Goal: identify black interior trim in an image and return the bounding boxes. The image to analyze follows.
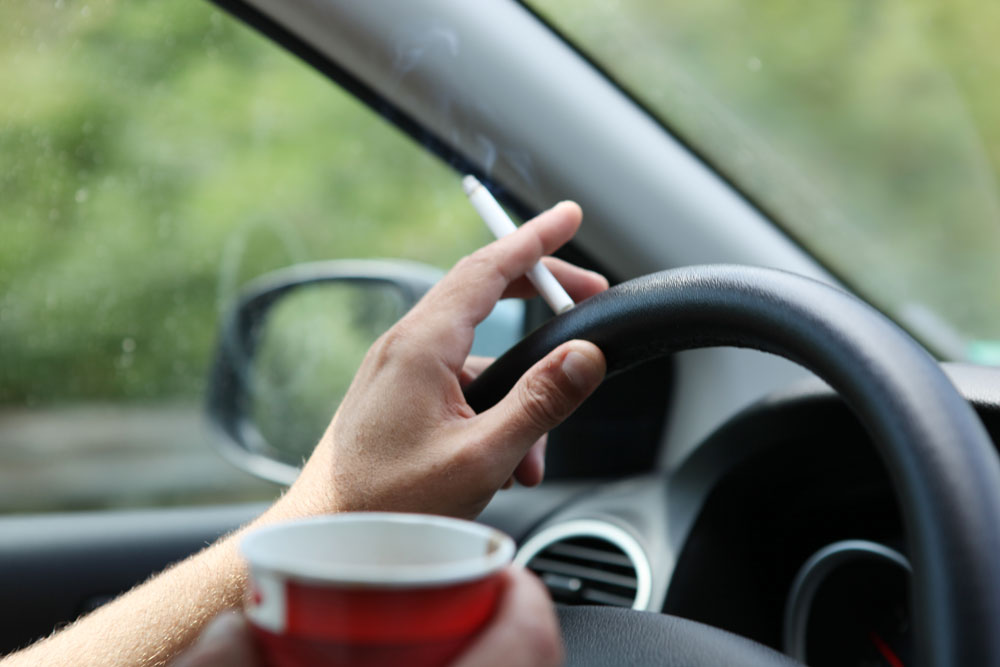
[0,503,265,654]
[465,264,1000,665]
[558,606,802,667]
[0,482,590,656]
[665,362,1000,651]
[209,0,530,222]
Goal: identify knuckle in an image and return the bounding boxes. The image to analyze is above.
[368,321,413,367]
[454,250,491,276]
[456,247,512,285]
[517,371,567,432]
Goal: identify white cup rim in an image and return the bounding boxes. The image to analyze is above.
[241,512,515,587]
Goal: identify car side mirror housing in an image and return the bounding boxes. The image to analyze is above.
[206,259,525,484]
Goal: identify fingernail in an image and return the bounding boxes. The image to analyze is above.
[553,200,581,215]
[561,349,602,391]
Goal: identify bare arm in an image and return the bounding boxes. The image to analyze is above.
[1,201,606,667]
[0,491,312,667]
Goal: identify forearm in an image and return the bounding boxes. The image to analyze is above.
[0,494,316,667]
[0,202,603,667]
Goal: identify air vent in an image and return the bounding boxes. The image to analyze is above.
[513,519,652,610]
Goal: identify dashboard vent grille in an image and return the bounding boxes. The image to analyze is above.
[514,520,651,609]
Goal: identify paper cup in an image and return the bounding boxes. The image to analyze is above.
[241,512,515,667]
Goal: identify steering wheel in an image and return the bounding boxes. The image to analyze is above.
[463,265,1000,667]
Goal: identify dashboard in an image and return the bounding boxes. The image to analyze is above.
[487,363,1000,665]
[3,364,998,663]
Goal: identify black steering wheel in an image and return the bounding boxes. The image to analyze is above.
[464,265,1000,667]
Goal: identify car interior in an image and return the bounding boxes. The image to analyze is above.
[3,1,1000,665]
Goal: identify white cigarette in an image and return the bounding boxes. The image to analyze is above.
[462,175,575,315]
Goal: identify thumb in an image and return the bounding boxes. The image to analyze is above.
[452,568,563,667]
[479,340,605,470]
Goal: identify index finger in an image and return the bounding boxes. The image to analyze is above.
[409,201,583,371]
[501,256,608,301]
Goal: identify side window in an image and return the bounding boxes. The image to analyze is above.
[0,2,489,513]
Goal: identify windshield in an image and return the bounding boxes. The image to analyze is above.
[529,0,1000,362]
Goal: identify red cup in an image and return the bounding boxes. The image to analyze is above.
[241,512,515,667]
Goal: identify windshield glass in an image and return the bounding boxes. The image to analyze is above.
[529,0,1000,362]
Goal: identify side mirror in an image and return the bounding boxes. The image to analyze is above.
[206,259,525,484]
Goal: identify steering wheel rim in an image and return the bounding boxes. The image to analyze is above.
[464,265,1000,667]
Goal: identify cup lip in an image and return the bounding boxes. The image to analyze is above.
[241,512,515,588]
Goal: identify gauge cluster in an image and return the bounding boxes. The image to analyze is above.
[506,364,1000,663]
[783,540,911,666]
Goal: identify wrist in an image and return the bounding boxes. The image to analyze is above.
[259,444,341,525]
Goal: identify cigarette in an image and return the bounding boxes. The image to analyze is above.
[462,175,575,315]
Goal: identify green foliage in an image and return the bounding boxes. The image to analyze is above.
[6,0,1000,411]
[533,0,1000,346]
[0,0,488,405]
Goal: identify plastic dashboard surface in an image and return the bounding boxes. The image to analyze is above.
[2,364,999,660]
[513,363,1000,654]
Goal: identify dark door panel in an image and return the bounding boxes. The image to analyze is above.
[0,503,264,654]
[0,484,586,655]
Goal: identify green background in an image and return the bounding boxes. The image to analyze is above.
[0,0,487,407]
[535,0,1000,353]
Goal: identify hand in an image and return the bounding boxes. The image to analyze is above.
[170,568,562,667]
[279,201,607,520]
[459,354,543,489]
[453,567,564,667]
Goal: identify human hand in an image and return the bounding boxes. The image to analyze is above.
[171,568,561,667]
[280,201,607,520]
[459,354,544,490]
[453,567,564,667]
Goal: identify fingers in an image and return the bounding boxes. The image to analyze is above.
[452,568,563,667]
[409,202,583,371]
[459,356,495,389]
[501,257,609,302]
[454,201,584,322]
[170,612,261,667]
[476,340,604,475]
[500,436,547,490]
[513,437,547,487]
